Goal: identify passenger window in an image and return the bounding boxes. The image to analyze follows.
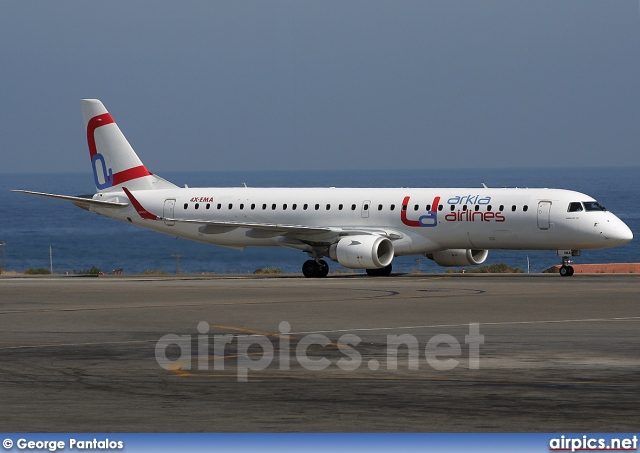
[523,205,528,212]
[184,203,188,210]
[426,205,431,211]
[262,204,267,210]
[499,205,504,211]
[283,204,287,210]
[250,203,255,210]
[292,204,297,210]
[206,203,210,210]
[378,204,383,211]
[217,203,222,210]
[487,205,492,211]
[272,204,276,210]
[351,204,357,211]
[402,205,407,211]
[364,204,369,211]
[228,203,233,209]
[239,204,244,210]
[195,203,199,210]
[462,205,467,211]
[315,204,320,210]
[438,205,443,211]
[326,204,331,210]
[303,204,308,210]
[451,205,455,212]
[511,205,516,212]
[390,204,395,211]
[414,204,419,211]
[338,204,343,210]
[568,202,583,212]
[474,205,479,212]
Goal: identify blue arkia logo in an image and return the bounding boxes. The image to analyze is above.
[91,153,113,190]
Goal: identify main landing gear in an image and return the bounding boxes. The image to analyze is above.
[301,260,393,278]
[366,264,393,277]
[302,259,329,278]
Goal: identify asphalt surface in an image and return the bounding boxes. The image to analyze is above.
[0,273,638,432]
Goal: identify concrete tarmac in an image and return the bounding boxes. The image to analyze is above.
[0,274,638,432]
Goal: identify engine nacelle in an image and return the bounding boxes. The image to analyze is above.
[426,249,489,267]
[329,235,394,269]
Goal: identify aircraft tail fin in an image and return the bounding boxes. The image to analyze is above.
[81,99,177,193]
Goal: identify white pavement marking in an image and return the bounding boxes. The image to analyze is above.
[290,316,640,335]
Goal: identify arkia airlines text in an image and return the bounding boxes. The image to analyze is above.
[15,100,633,277]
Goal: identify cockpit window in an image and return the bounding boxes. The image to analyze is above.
[567,202,583,212]
[583,201,606,212]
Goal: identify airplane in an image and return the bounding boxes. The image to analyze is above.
[14,99,633,278]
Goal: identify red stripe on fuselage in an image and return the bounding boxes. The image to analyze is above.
[122,187,158,220]
[86,113,114,158]
[401,196,421,227]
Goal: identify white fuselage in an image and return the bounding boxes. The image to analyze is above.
[92,186,633,255]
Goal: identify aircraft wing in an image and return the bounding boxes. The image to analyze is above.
[12,190,129,210]
[165,217,332,235]
[165,217,402,239]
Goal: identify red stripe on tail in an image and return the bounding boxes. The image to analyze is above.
[86,113,115,158]
[112,165,152,186]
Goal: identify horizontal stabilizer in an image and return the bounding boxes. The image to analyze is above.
[12,190,129,210]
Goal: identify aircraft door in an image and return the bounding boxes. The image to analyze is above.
[537,200,551,230]
[361,200,370,218]
[163,199,176,226]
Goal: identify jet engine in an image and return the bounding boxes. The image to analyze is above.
[426,249,489,267]
[329,235,394,269]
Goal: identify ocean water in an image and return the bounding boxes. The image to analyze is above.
[0,167,637,275]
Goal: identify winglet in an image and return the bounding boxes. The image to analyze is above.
[122,187,158,220]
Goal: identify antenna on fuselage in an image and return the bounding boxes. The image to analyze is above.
[481,183,488,188]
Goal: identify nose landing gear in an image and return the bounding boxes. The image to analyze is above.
[557,250,578,277]
[559,262,575,277]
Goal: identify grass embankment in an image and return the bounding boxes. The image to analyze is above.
[253,267,284,275]
[445,263,524,274]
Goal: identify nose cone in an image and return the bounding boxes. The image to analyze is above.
[616,221,634,244]
[608,217,634,245]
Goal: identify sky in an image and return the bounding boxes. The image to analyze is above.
[1,1,639,173]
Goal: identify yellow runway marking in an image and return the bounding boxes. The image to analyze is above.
[168,319,640,384]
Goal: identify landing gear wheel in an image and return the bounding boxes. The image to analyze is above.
[318,260,329,278]
[302,260,320,278]
[559,265,575,277]
[366,264,392,277]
